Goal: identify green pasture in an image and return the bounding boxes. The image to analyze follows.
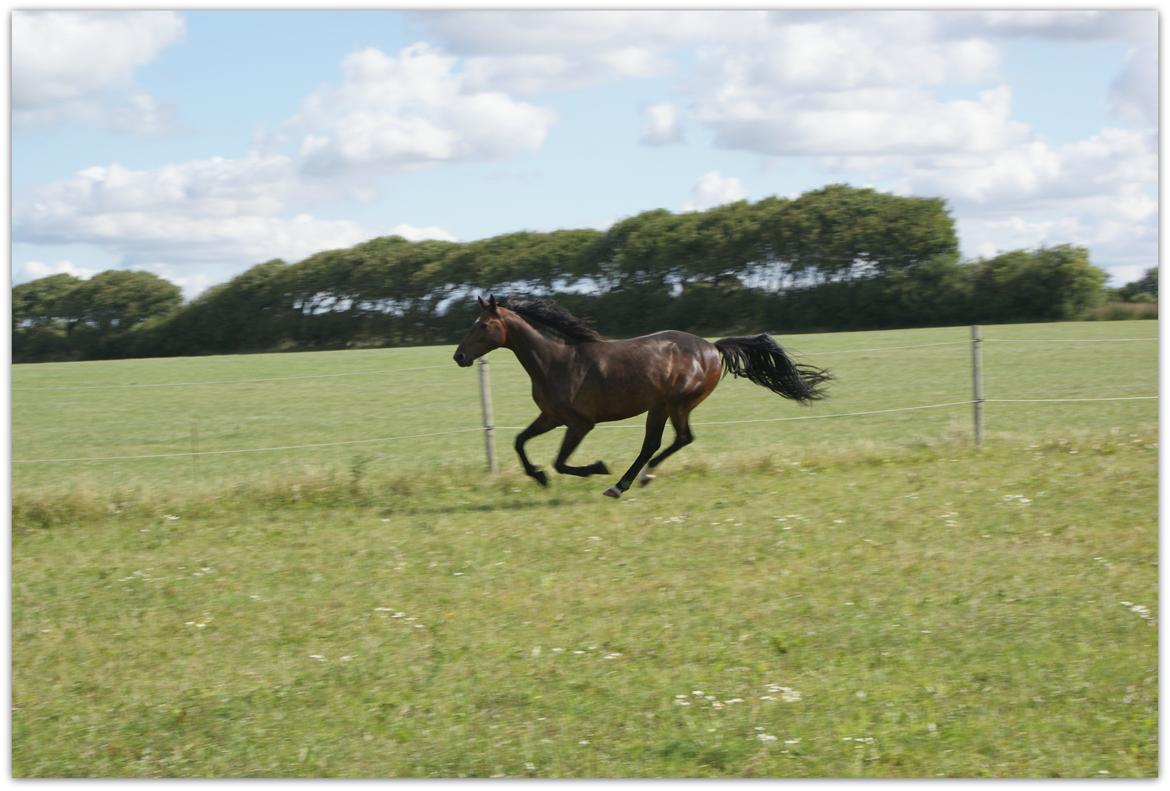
[11,320,1158,494]
[11,320,1159,777]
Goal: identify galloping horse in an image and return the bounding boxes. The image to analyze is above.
[453,295,830,498]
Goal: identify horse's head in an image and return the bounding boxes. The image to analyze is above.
[453,295,508,367]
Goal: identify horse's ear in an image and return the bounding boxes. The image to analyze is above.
[477,295,488,311]
[488,294,498,312]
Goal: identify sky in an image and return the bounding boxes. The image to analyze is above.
[10,8,1160,298]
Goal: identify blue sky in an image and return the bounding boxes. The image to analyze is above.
[11,9,1158,297]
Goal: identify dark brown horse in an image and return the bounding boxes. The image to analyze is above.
[453,295,830,498]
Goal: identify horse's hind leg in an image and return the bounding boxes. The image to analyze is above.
[604,406,667,498]
[639,407,694,487]
[515,413,560,486]
[554,420,608,477]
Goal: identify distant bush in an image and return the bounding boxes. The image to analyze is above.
[1084,301,1158,321]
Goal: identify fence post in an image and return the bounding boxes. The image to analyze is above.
[477,357,498,473]
[970,325,984,445]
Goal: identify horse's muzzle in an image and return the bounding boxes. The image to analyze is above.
[453,351,472,367]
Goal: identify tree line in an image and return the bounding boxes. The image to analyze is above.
[13,184,1135,363]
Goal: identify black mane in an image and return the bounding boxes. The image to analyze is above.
[498,296,602,343]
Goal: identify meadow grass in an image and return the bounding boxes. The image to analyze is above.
[12,320,1157,494]
[11,320,1159,777]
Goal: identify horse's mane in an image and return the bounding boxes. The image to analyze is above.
[498,296,602,343]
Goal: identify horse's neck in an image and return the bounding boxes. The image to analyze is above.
[505,316,570,382]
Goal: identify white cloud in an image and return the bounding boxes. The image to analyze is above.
[813,117,1156,283]
[640,102,683,146]
[390,223,459,242]
[291,44,556,177]
[684,171,747,211]
[13,155,375,274]
[698,83,1028,157]
[19,260,98,281]
[937,10,1148,41]
[12,11,184,130]
[1109,36,1158,126]
[418,10,729,92]
[900,128,1156,207]
[12,43,487,296]
[678,13,1015,160]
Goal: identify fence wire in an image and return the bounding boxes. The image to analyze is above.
[12,332,1158,465]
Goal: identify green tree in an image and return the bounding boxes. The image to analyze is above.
[970,245,1107,322]
[13,273,82,331]
[1118,267,1158,302]
[12,273,85,361]
[62,270,182,334]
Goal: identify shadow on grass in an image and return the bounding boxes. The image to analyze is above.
[385,494,578,517]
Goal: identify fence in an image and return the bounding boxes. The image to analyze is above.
[12,327,1157,468]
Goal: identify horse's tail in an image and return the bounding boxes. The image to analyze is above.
[714,334,831,403]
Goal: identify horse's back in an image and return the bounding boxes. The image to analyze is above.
[575,330,722,421]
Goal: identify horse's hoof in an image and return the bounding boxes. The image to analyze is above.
[532,470,549,487]
[592,461,610,475]
[639,472,655,487]
[603,486,622,499]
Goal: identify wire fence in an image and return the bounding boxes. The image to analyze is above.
[12,330,1157,466]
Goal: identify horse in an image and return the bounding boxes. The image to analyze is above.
[453,294,830,498]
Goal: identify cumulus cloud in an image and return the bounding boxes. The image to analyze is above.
[1109,34,1158,126]
[390,223,459,242]
[13,11,184,131]
[883,127,1158,281]
[291,44,555,177]
[12,42,515,294]
[684,171,747,211]
[899,128,1155,207]
[640,102,683,146]
[19,260,98,281]
[700,84,1029,157]
[13,155,374,270]
[418,10,720,92]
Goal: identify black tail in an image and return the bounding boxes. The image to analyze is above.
[715,334,831,403]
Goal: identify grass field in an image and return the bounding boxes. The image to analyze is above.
[11,320,1159,777]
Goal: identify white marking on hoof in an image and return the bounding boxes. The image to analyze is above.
[639,472,655,487]
[603,486,622,499]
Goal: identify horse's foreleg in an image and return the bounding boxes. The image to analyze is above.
[604,407,667,498]
[515,413,559,486]
[553,420,608,477]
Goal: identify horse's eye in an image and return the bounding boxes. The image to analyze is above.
[477,321,488,329]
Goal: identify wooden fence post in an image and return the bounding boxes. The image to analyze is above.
[478,357,498,472]
[971,325,984,445]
